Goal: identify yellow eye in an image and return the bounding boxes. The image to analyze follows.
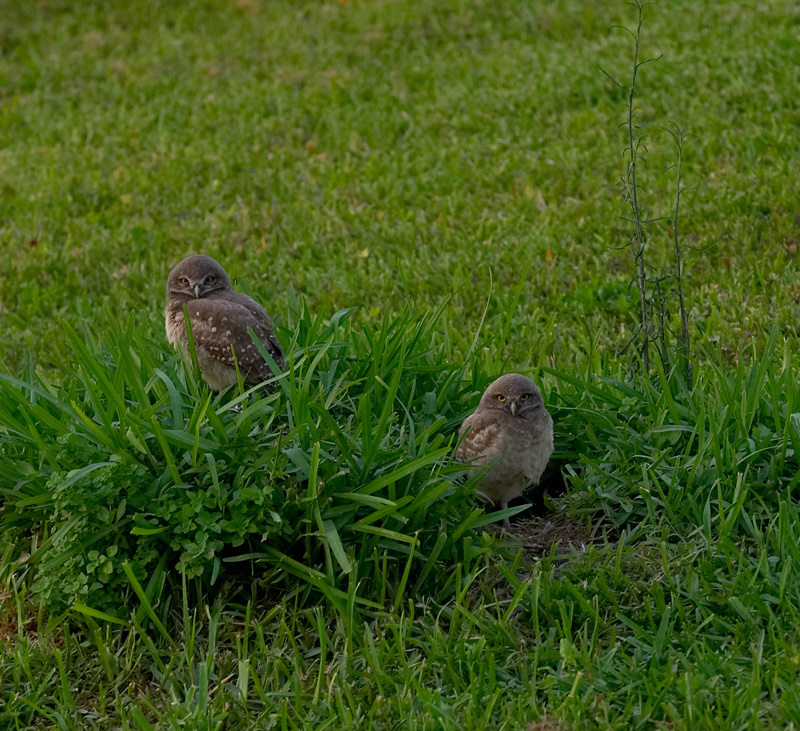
[520,394,530,401]
[496,395,506,402]
[179,277,189,285]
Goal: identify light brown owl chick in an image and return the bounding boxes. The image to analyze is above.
[456,374,554,528]
[165,255,284,390]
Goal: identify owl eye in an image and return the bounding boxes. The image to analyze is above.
[179,277,189,286]
[205,275,215,284]
[496,394,506,402]
[520,394,530,401]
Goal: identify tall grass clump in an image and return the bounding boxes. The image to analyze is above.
[0,295,499,614]
[547,327,800,542]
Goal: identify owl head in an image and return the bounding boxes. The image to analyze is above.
[166,255,232,301]
[478,373,545,418]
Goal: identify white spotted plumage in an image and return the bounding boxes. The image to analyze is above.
[165,255,284,390]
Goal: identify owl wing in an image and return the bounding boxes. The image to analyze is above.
[208,290,284,370]
[456,409,504,465]
[177,298,284,384]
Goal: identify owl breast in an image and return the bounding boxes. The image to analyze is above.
[459,409,554,506]
[165,306,184,346]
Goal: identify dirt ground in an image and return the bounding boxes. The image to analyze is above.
[470,510,612,604]
[488,512,599,561]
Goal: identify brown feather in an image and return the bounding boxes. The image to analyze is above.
[456,374,554,522]
[165,255,284,390]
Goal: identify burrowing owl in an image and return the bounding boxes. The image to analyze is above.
[165,255,284,390]
[456,374,554,527]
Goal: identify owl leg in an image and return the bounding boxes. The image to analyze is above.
[500,498,511,530]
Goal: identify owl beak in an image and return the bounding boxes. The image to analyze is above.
[193,284,201,299]
[510,401,517,416]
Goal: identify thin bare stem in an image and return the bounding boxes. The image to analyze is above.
[624,1,650,372]
[669,127,692,387]
[653,275,670,371]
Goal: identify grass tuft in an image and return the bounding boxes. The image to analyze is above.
[0,301,491,613]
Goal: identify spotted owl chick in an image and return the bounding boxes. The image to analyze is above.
[456,373,554,527]
[165,255,284,390]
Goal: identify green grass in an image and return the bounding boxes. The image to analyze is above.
[2,0,799,372]
[2,0,800,728]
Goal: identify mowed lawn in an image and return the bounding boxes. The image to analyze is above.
[1,1,800,729]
